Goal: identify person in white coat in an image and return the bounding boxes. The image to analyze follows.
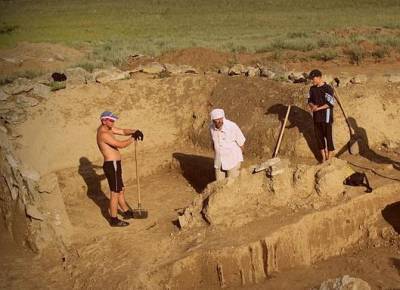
[210,108,246,181]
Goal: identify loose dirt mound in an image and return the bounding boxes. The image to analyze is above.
[0,42,85,78]
[157,47,232,72]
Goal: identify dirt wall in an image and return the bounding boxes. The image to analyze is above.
[165,184,400,289]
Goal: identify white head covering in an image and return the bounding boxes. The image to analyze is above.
[210,108,225,120]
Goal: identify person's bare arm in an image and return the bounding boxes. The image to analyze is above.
[313,104,329,111]
[308,103,316,111]
[102,132,133,148]
[112,127,136,136]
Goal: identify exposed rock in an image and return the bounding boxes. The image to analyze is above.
[16,95,40,107]
[93,68,114,80]
[218,66,229,74]
[315,158,354,200]
[180,64,198,74]
[0,57,23,65]
[65,67,91,86]
[0,124,7,134]
[1,109,27,124]
[20,166,41,182]
[26,204,44,221]
[6,154,19,169]
[350,75,367,84]
[164,63,182,75]
[0,101,16,112]
[245,66,260,77]
[38,173,59,193]
[140,62,166,74]
[260,67,276,79]
[228,64,246,76]
[387,73,400,83]
[54,53,65,61]
[32,83,52,99]
[165,63,199,75]
[319,275,371,290]
[3,78,34,95]
[288,72,307,83]
[96,71,130,83]
[0,89,10,101]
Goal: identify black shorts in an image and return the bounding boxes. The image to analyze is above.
[103,160,124,193]
[314,122,335,151]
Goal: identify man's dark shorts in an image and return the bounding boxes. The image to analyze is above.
[103,160,124,193]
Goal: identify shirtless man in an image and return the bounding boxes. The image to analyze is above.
[96,111,144,227]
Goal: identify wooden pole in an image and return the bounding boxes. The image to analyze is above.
[273,105,291,158]
[134,141,141,207]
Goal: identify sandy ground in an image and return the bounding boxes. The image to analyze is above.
[1,156,400,289]
[1,43,400,289]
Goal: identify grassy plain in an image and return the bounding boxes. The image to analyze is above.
[0,0,399,63]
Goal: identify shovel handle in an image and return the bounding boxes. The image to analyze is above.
[273,105,291,158]
[332,87,354,136]
[134,141,141,205]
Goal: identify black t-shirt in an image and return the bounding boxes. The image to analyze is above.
[308,83,335,123]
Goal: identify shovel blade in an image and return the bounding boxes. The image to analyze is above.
[132,209,148,219]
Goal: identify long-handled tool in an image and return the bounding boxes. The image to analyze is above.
[332,88,359,155]
[253,104,290,175]
[273,104,291,158]
[132,141,148,219]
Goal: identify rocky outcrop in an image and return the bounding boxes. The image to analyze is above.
[318,275,371,290]
[0,125,72,253]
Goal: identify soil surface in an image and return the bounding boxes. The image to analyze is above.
[1,43,400,289]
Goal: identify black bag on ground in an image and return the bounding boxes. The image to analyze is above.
[51,72,67,82]
[343,172,373,193]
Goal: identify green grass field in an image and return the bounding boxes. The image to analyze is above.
[1,0,400,61]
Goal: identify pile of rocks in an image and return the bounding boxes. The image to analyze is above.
[217,64,279,79]
[317,275,371,290]
[130,62,198,76]
[0,77,51,125]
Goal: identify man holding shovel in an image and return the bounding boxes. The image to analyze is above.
[308,69,335,163]
[210,108,246,181]
[97,111,144,227]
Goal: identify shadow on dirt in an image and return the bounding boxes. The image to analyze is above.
[172,153,215,193]
[382,201,400,234]
[337,117,400,170]
[390,258,400,272]
[266,104,320,160]
[78,157,110,222]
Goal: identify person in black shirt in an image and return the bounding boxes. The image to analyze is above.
[307,69,335,163]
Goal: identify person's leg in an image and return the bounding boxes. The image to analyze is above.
[325,123,335,160]
[110,191,119,218]
[109,191,129,226]
[118,187,135,219]
[227,163,241,179]
[215,167,226,181]
[115,161,133,216]
[118,188,130,212]
[105,161,129,226]
[314,123,326,162]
